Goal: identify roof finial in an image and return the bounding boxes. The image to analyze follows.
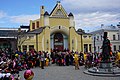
[57,1,60,4]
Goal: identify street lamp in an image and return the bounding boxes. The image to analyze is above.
[94,36,96,53]
[117,23,120,41]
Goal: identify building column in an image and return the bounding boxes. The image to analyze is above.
[81,34,83,52]
[36,34,38,52]
[44,27,50,52]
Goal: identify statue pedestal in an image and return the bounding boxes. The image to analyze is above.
[99,62,113,72]
[84,61,120,76]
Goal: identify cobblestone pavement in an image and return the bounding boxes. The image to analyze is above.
[19,65,120,80]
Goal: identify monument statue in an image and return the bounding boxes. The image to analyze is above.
[101,32,112,62]
[84,32,120,76]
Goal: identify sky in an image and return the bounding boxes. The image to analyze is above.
[0,0,120,32]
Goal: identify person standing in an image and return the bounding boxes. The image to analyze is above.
[116,51,120,67]
[74,53,79,70]
[40,52,45,69]
[65,52,70,66]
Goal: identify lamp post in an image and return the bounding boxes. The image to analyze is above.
[117,23,120,51]
[94,36,96,53]
[117,24,120,41]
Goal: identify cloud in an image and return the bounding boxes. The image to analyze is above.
[61,0,120,13]
[10,14,39,24]
[0,10,40,25]
[0,0,120,32]
[60,0,120,32]
[0,11,40,27]
[0,11,7,18]
[74,12,120,32]
[0,11,7,25]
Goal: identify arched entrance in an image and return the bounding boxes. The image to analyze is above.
[50,26,69,52]
[54,33,64,51]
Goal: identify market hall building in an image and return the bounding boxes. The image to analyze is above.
[0,26,29,51]
[0,28,18,50]
[18,1,92,52]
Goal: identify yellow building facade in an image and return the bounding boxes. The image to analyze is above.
[18,1,92,53]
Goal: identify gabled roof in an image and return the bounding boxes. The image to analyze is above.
[27,27,45,34]
[90,28,119,34]
[0,29,18,38]
[68,12,73,17]
[50,4,57,15]
[50,1,68,17]
[44,11,49,16]
[20,25,30,29]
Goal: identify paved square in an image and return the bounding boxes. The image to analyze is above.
[19,65,120,80]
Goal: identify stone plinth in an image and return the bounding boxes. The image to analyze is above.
[84,62,120,77]
[99,62,113,72]
[99,62,112,68]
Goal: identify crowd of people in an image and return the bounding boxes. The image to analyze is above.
[51,49,120,69]
[0,48,120,80]
[0,48,50,80]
